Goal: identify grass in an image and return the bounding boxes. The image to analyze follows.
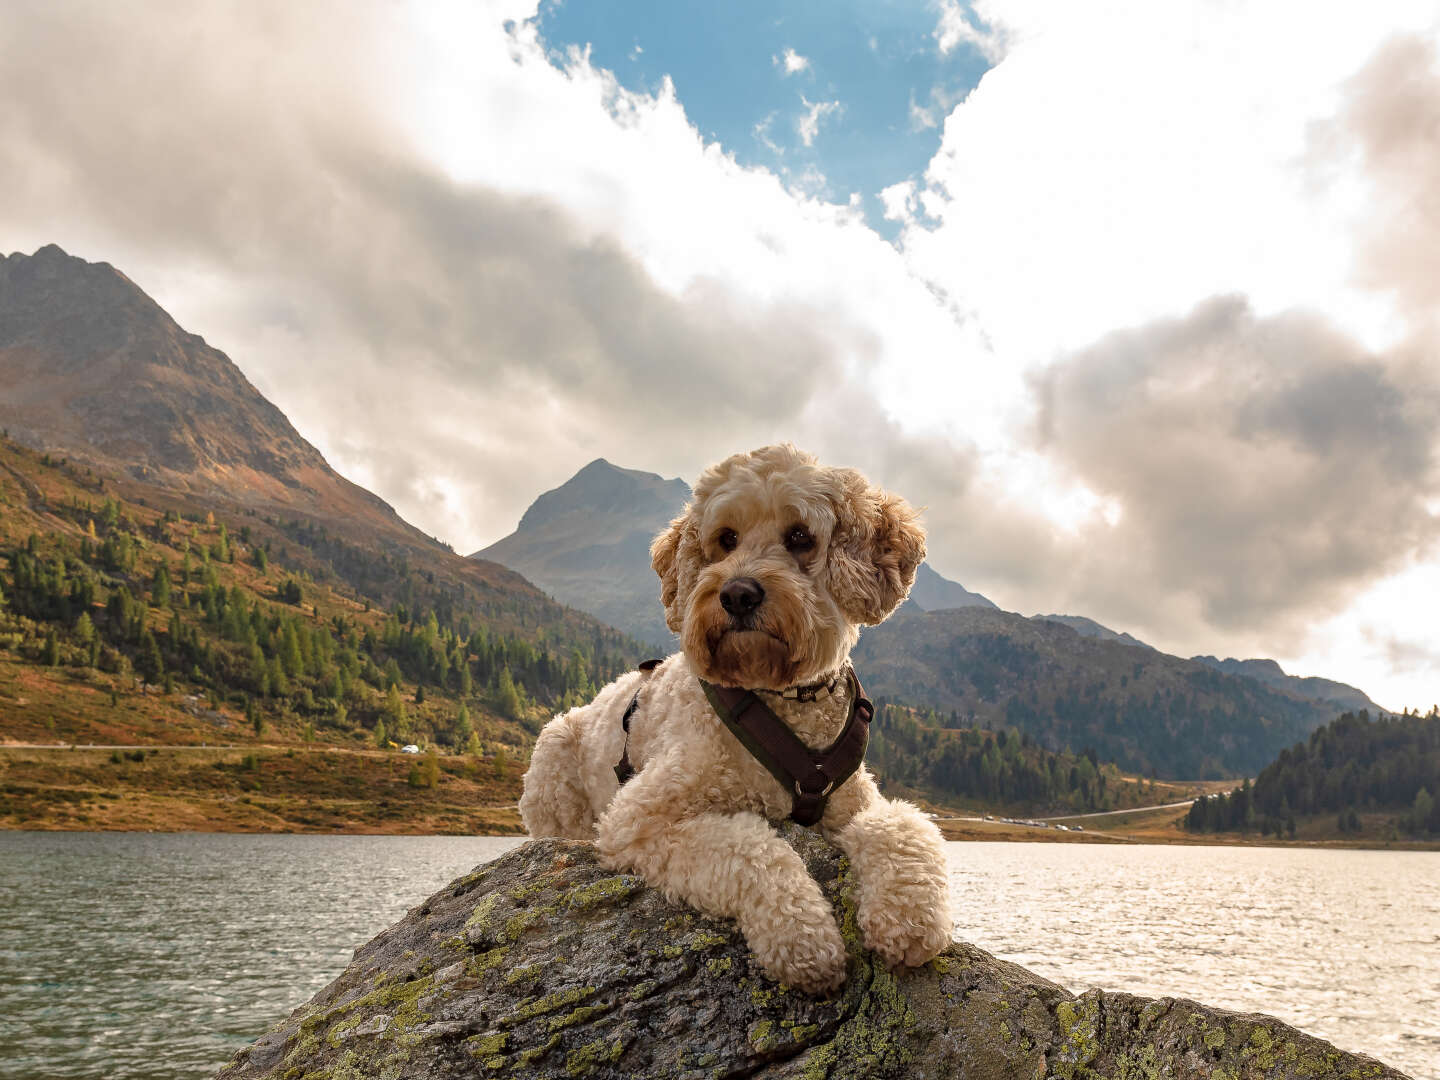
[0,744,525,834]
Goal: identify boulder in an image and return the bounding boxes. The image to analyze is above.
[216,828,1409,1079]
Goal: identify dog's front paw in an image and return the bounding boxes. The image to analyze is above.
[858,893,952,969]
[748,909,848,995]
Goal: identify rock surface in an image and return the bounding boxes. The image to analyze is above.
[216,828,1408,1080]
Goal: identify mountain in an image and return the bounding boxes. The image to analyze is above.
[909,562,996,611]
[473,458,690,649]
[0,245,649,753]
[852,606,1346,779]
[472,459,988,649]
[0,245,393,524]
[1190,655,1377,714]
[1028,617,1380,714]
[0,245,641,642]
[1030,614,1152,649]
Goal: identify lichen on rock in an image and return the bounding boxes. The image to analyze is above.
[215,827,1412,1080]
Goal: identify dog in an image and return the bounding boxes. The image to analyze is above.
[519,444,952,993]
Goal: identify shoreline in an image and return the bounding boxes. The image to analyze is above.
[4,821,1436,851]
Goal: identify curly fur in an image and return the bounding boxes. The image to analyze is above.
[519,444,952,993]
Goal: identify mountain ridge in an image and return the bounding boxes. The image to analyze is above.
[471,457,996,649]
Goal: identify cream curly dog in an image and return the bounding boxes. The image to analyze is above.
[519,444,952,993]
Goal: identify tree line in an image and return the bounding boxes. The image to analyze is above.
[868,701,1152,814]
[1185,708,1440,837]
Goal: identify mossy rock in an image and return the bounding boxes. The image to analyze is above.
[216,828,1410,1080]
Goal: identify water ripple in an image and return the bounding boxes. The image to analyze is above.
[0,834,1435,1080]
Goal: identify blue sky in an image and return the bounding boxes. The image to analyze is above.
[532,0,995,233]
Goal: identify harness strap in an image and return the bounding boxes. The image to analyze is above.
[613,658,663,786]
[700,669,873,826]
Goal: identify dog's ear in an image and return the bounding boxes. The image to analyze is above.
[826,482,926,626]
[651,510,699,633]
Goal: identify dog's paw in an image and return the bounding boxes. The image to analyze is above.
[858,896,952,969]
[750,912,848,995]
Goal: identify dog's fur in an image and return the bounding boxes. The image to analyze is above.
[519,444,952,993]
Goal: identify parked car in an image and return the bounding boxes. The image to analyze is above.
[401,744,421,754]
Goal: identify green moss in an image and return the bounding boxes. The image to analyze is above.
[467,946,511,978]
[466,1032,510,1057]
[510,1033,561,1070]
[503,906,553,942]
[927,956,951,974]
[749,1020,776,1048]
[501,985,596,1026]
[685,929,730,950]
[464,893,504,938]
[706,956,733,976]
[1052,994,1101,1078]
[548,1002,613,1033]
[565,1037,625,1075]
[1114,1044,1164,1080]
[503,963,543,989]
[1242,1023,1277,1068]
[660,944,684,958]
[564,875,641,913]
[1204,1025,1226,1051]
[626,979,658,1002]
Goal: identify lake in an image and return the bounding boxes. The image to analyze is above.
[0,833,1435,1080]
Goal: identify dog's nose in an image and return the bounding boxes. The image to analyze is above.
[719,577,765,617]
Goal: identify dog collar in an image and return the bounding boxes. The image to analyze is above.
[757,668,847,703]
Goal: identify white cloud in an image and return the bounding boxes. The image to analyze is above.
[796,95,841,147]
[774,46,810,75]
[752,110,783,155]
[934,0,1007,62]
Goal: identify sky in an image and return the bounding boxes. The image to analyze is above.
[2,0,1438,711]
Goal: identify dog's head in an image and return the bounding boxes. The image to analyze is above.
[651,444,925,690]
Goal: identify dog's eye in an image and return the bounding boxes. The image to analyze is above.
[784,525,814,553]
[716,528,738,553]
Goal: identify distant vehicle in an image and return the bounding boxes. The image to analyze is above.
[1073,824,1084,831]
[401,744,421,754]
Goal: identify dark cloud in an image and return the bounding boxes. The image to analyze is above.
[0,1,865,547]
[1029,295,1439,639]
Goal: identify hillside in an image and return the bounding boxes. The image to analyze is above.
[471,457,986,648]
[868,702,1214,816]
[1030,613,1151,649]
[1191,655,1377,713]
[0,246,661,831]
[852,607,1343,778]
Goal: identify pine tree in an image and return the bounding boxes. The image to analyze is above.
[151,565,172,607]
[137,631,164,688]
[42,630,60,667]
[373,718,388,748]
[496,667,523,720]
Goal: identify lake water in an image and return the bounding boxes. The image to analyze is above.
[0,833,1435,1080]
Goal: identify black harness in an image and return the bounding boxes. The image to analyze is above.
[613,660,874,827]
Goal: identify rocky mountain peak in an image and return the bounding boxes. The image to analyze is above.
[515,458,689,533]
[0,243,342,503]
